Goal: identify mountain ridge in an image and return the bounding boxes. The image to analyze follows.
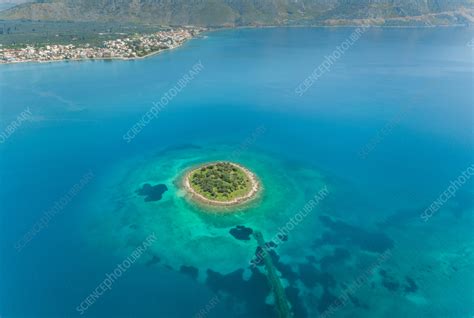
[1,0,473,27]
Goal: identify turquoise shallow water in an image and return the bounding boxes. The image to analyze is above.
[0,27,473,318]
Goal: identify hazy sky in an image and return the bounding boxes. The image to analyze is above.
[0,0,30,4]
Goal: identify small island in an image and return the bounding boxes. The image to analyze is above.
[183,161,260,207]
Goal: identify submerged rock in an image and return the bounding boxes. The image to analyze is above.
[229,225,253,240]
[379,269,400,292]
[137,183,168,202]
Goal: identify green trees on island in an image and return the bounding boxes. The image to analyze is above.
[189,162,250,200]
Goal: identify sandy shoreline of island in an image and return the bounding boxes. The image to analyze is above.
[182,161,261,207]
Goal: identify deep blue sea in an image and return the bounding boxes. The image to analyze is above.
[0,27,473,318]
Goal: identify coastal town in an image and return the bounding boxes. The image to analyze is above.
[0,27,204,64]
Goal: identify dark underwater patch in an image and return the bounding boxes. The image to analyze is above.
[274,260,299,285]
[320,247,351,270]
[145,255,160,267]
[180,265,199,280]
[137,183,168,202]
[252,245,299,286]
[348,294,369,309]
[298,263,319,288]
[298,263,336,290]
[317,287,339,314]
[285,286,308,318]
[252,246,266,267]
[265,241,277,249]
[229,225,253,240]
[205,268,274,317]
[276,233,288,242]
[379,269,400,292]
[316,215,394,253]
[251,241,281,267]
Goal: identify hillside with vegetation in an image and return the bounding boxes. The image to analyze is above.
[1,0,473,27]
[189,162,252,201]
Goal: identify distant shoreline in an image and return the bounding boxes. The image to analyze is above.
[1,22,470,65]
[0,44,179,65]
[0,28,204,65]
